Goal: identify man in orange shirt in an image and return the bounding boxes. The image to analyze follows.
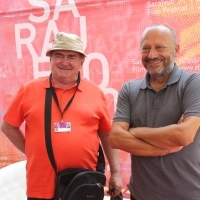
[1,32,122,200]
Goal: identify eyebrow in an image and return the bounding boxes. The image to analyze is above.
[54,52,77,57]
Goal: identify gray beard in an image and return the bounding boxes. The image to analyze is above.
[148,54,175,78]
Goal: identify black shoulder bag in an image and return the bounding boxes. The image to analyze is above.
[45,87,106,200]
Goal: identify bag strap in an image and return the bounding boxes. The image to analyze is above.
[45,88,105,174]
[45,88,57,171]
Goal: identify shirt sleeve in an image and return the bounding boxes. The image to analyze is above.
[183,73,200,117]
[98,89,112,133]
[113,82,131,124]
[4,85,25,127]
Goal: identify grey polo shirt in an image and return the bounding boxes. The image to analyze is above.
[113,64,200,200]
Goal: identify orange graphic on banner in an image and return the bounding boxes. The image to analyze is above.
[1,0,200,198]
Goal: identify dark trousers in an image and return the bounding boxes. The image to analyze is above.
[28,198,53,200]
[131,195,137,200]
[29,196,135,200]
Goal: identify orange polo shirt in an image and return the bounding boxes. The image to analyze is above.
[4,76,112,198]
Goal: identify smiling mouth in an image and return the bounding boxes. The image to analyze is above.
[59,67,71,70]
[146,58,163,64]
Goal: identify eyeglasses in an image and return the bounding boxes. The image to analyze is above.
[141,46,168,53]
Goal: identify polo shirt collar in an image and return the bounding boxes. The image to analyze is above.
[141,63,181,89]
[166,63,182,85]
[43,74,84,92]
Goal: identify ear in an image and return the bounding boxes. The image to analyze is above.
[81,57,85,66]
[174,44,180,57]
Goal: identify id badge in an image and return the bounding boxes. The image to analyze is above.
[54,122,71,132]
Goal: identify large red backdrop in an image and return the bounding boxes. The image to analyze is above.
[1,0,200,197]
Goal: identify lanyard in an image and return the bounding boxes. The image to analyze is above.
[49,72,80,120]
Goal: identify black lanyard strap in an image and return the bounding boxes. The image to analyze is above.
[49,72,80,119]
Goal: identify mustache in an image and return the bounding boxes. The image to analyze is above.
[144,57,164,64]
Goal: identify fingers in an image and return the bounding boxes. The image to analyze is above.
[178,115,184,124]
[107,188,121,197]
[168,146,183,153]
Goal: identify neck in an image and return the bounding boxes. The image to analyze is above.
[150,75,170,92]
[51,77,78,90]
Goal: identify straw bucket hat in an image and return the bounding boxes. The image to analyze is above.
[46,32,87,57]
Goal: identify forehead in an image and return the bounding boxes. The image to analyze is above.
[52,50,80,56]
[140,27,174,46]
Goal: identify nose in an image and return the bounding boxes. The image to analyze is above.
[147,48,158,59]
[61,56,70,65]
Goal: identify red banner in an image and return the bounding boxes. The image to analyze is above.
[1,0,200,197]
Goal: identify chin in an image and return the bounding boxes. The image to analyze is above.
[148,68,165,77]
[58,71,71,76]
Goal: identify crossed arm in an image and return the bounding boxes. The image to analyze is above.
[109,115,200,157]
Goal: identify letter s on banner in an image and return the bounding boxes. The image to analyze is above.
[28,0,50,22]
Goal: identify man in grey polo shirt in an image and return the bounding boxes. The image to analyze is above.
[110,24,200,200]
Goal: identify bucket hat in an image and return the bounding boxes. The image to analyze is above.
[46,32,87,57]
